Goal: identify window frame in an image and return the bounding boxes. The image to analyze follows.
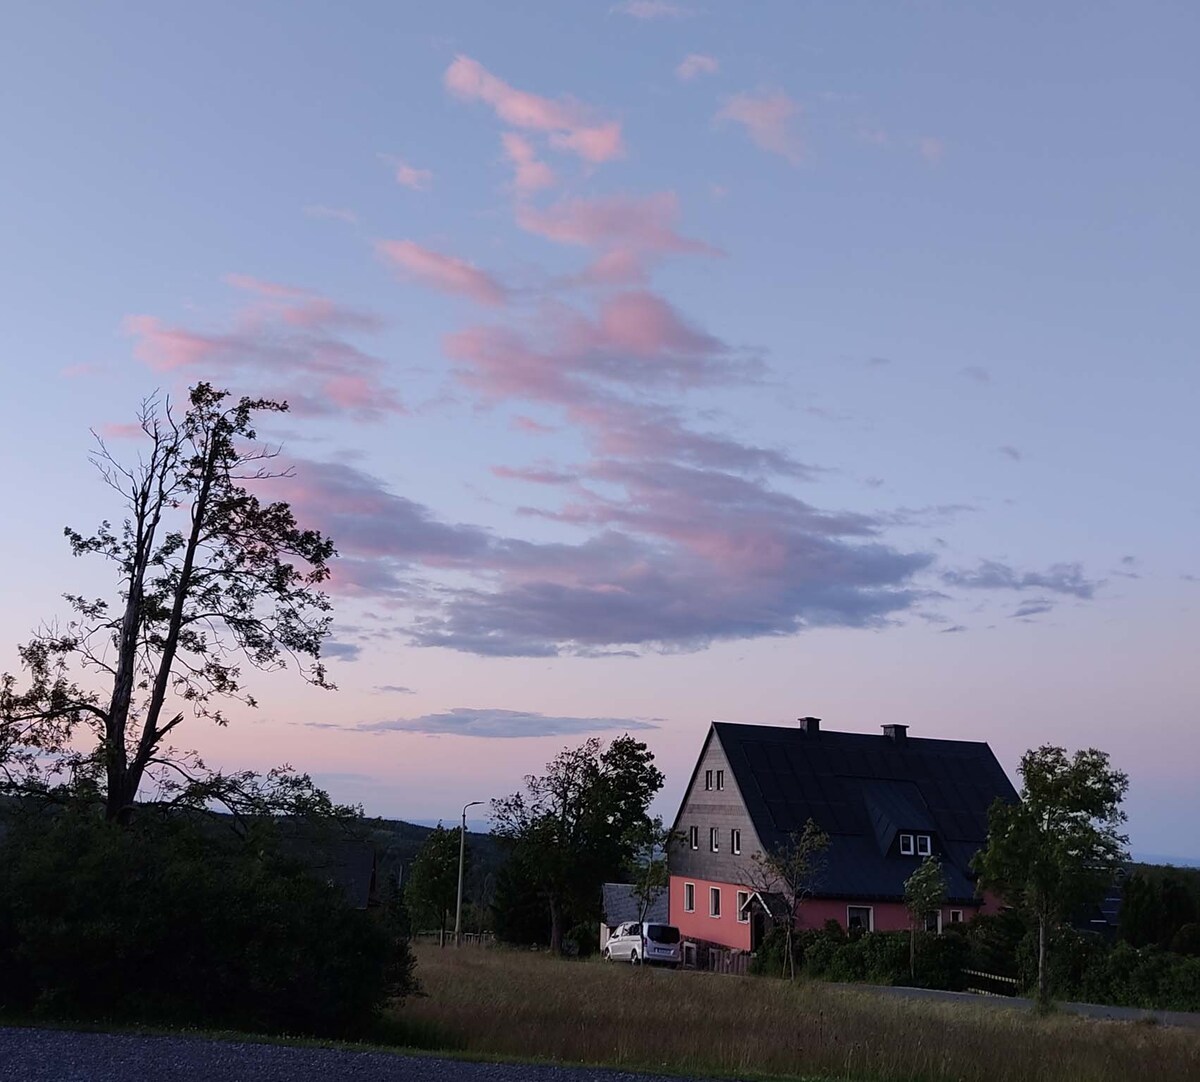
[923,910,942,934]
[899,832,915,856]
[736,890,750,924]
[689,825,699,850]
[716,769,725,791]
[683,882,696,913]
[731,828,741,854]
[847,905,874,932]
[949,909,964,925]
[709,826,719,852]
[709,886,722,918]
[704,769,713,791]
[917,834,932,857]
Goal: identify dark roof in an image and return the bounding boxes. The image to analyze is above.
[714,722,1019,904]
[601,882,669,926]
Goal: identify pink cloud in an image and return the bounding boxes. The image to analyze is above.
[501,132,556,195]
[98,422,146,440]
[376,240,507,306]
[676,54,718,81]
[919,136,945,164]
[124,279,402,421]
[394,158,433,190]
[517,192,714,254]
[444,55,624,164]
[716,90,804,165]
[512,415,558,434]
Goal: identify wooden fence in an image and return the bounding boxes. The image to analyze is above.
[962,968,1021,997]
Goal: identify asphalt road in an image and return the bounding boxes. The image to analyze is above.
[0,1028,688,1082]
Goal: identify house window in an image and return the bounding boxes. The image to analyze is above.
[737,890,749,924]
[716,769,725,791]
[709,827,719,852]
[684,883,695,912]
[709,886,722,918]
[949,909,964,924]
[731,828,741,854]
[847,906,873,932]
[689,825,699,850]
[923,910,942,934]
[899,833,915,856]
[917,834,932,857]
[704,769,713,791]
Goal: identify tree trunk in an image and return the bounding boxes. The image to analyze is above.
[548,895,564,955]
[1037,915,1047,1005]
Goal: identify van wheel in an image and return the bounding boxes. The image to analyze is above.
[602,948,611,961]
[630,950,640,966]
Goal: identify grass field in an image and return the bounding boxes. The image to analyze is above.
[390,944,1200,1082]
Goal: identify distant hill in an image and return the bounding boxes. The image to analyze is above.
[363,817,504,888]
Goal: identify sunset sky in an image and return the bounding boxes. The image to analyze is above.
[2,2,1197,859]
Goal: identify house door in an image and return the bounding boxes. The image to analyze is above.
[751,908,767,951]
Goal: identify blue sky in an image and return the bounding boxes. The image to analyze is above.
[2,1,1198,858]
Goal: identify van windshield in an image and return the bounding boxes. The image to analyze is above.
[645,924,680,944]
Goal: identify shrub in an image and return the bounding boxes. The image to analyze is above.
[1170,923,1200,958]
[0,806,415,1035]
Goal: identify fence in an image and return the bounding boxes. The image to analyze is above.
[962,968,1021,997]
[682,940,751,976]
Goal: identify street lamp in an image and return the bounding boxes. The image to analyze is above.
[454,800,484,946]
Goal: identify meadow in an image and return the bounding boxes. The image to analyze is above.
[390,943,1200,1082]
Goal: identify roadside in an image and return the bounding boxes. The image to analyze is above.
[825,982,1200,1029]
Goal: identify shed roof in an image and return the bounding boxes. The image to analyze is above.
[601,882,669,926]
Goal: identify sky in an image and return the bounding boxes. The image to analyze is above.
[2,1,1197,859]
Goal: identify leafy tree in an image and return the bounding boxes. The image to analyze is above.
[0,384,335,821]
[1119,869,1199,949]
[745,818,830,979]
[405,824,466,945]
[973,744,1129,1004]
[491,734,664,954]
[629,817,675,925]
[904,855,947,978]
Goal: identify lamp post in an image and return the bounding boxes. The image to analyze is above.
[454,800,484,947]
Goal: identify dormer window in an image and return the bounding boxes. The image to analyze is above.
[899,833,915,856]
[917,834,932,856]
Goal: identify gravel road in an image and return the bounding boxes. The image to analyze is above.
[0,1028,691,1082]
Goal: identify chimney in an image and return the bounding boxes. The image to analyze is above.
[882,723,908,743]
[798,716,820,735]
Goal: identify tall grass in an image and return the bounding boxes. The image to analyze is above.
[390,944,1200,1082]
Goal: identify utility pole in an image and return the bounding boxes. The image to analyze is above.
[454,800,484,947]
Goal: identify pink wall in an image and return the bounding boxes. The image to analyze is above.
[671,874,997,948]
[669,874,753,951]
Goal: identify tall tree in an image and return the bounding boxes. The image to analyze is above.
[973,744,1129,1004]
[745,818,830,979]
[491,734,664,954]
[904,855,947,978]
[0,384,335,821]
[405,825,466,946]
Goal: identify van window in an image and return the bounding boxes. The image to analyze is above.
[645,924,680,944]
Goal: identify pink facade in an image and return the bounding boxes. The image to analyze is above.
[670,873,1000,950]
[669,874,753,951]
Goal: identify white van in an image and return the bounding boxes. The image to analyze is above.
[602,921,682,967]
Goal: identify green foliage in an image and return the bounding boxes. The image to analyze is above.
[405,825,465,936]
[801,927,958,988]
[1119,868,1200,949]
[490,734,664,953]
[0,806,414,1035]
[904,855,948,975]
[973,744,1129,1001]
[1170,923,1200,957]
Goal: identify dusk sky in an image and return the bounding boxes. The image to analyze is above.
[3,2,1197,858]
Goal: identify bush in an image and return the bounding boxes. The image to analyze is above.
[0,806,415,1035]
[1170,923,1200,958]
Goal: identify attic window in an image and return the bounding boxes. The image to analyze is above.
[917,834,932,857]
[709,827,719,852]
[731,828,741,854]
[899,833,915,856]
[716,769,725,791]
[689,826,699,850]
[704,770,713,791]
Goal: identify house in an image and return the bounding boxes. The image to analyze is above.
[599,881,669,950]
[667,717,1019,951]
